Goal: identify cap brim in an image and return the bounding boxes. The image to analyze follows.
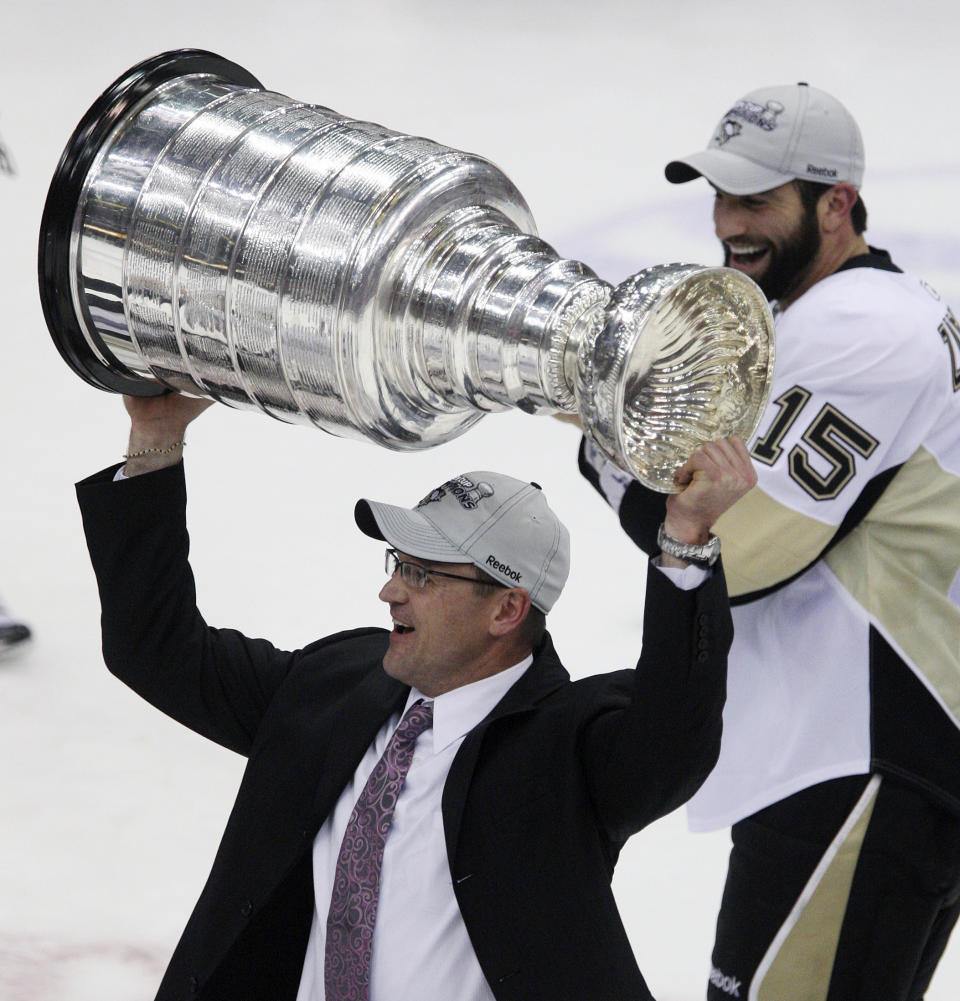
[354,499,464,563]
[665,150,793,195]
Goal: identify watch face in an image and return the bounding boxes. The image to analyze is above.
[657,525,720,566]
[700,536,721,567]
[695,536,721,567]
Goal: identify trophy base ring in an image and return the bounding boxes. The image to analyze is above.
[38,49,264,397]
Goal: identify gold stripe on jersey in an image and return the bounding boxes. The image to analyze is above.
[713,490,836,598]
[825,446,960,725]
[751,776,881,1001]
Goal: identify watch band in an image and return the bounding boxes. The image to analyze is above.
[656,523,721,568]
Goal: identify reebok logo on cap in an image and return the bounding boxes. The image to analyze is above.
[486,555,522,581]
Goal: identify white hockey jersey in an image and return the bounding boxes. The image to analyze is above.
[580,251,960,831]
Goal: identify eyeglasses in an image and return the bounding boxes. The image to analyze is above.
[384,548,507,590]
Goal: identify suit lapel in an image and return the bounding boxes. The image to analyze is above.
[309,665,408,824]
[442,634,569,860]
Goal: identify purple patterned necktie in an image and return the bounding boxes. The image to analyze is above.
[324,699,434,1001]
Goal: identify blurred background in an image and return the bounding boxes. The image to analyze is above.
[2,2,958,997]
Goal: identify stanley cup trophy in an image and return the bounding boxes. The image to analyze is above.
[39,50,775,491]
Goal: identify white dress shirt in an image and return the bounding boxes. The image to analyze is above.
[295,656,532,1001]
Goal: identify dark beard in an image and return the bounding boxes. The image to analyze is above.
[724,202,821,303]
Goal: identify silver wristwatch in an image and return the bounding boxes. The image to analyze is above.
[656,523,721,568]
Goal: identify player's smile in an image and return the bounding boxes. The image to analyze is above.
[713,182,821,303]
[723,240,771,275]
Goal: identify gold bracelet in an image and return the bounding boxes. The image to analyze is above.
[122,440,186,460]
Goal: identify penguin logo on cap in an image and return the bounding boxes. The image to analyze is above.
[714,118,742,146]
[416,486,447,509]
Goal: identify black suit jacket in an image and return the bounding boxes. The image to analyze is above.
[77,461,733,1001]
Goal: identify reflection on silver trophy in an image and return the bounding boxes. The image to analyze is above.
[39,50,774,490]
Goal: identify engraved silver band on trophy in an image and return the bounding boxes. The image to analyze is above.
[39,50,775,491]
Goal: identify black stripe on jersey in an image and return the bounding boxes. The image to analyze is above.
[835,247,903,275]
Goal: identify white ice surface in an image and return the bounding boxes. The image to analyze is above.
[2,2,959,998]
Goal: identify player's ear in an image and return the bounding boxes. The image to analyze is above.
[820,183,859,234]
[488,588,531,638]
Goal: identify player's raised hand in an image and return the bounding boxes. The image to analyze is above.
[664,437,757,544]
[122,392,214,476]
[124,390,214,430]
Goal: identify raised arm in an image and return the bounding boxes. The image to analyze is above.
[580,437,755,837]
[76,394,297,755]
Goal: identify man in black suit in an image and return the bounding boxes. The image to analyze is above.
[76,392,756,1001]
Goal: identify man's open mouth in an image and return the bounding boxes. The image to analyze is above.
[726,243,769,267]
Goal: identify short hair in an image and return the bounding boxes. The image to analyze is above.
[472,567,547,649]
[793,179,867,235]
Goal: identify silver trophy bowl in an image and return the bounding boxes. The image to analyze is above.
[39,50,775,491]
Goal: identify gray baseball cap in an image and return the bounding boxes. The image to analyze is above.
[665,82,864,195]
[355,471,570,613]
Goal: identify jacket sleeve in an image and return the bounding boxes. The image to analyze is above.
[76,461,300,756]
[579,560,733,840]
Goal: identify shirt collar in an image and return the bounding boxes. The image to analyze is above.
[404,654,534,752]
[834,245,901,275]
